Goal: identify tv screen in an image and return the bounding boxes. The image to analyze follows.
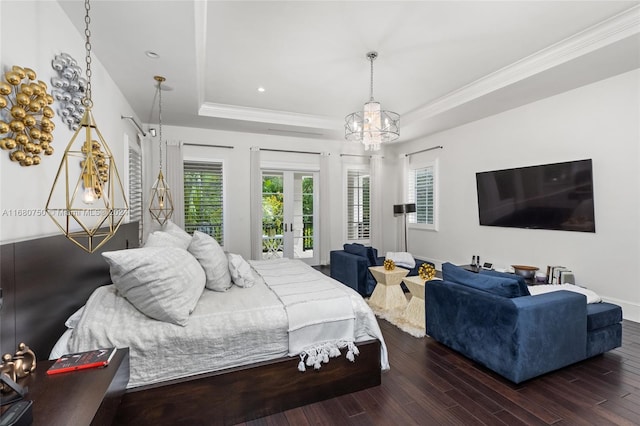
[476,159,595,232]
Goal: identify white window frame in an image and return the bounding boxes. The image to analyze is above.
[407,159,438,231]
[183,158,226,246]
[343,165,371,243]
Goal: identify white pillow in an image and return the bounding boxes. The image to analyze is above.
[188,231,232,292]
[161,220,192,247]
[145,231,190,249]
[65,306,85,329]
[227,253,256,288]
[385,251,416,269]
[102,247,206,326]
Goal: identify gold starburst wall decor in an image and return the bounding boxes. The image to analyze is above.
[0,65,55,166]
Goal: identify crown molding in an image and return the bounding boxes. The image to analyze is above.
[403,5,640,125]
[199,102,340,129]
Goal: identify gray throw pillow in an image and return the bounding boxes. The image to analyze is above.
[161,220,193,247]
[188,231,232,292]
[227,253,256,288]
[145,231,191,249]
[103,247,206,326]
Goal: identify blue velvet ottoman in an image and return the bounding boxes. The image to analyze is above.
[586,302,622,357]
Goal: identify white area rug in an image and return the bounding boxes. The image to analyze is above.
[366,298,425,338]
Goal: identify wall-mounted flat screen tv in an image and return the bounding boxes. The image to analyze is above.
[476,159,595,232]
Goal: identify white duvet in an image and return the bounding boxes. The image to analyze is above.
[61,260,388,389]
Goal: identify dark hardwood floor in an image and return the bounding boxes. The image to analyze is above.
[240,313,640,425]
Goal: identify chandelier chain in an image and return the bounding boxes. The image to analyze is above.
[83,0,93,107]
[369,55,374,101]
[158,79,163,172]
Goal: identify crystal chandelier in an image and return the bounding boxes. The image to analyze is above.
[148,75,174,225]
[345,51,399,151]
[46,0,128,253]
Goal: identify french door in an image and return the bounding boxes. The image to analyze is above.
[261,170,318,265]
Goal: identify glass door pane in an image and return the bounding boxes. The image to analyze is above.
[262,173,284,259]
[292,173,315,261]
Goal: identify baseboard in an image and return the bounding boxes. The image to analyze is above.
[601,296,640,323]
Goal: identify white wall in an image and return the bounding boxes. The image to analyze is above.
[389,70,640,321]
[0,1,142,244]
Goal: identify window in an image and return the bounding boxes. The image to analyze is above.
[184,161,224,244]
[346,169,370,240]
[408,162,437,229]
[127,141,143,243]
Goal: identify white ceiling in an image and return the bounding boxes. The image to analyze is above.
[58,1,640,143]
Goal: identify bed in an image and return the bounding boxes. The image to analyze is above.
[0,222,388,424]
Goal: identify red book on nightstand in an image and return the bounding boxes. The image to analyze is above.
[47,348,117,375]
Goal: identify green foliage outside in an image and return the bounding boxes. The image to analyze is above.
[184,170,223,244]
[262,175,314,250]
[262,175,284,235]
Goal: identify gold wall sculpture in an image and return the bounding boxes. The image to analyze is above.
[0,65,55,166]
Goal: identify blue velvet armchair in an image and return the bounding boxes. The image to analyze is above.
[330,243,430,296]
[330,244,382,296]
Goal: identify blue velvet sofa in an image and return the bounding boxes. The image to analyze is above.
[330,243,430,296]
[425,263,622,384]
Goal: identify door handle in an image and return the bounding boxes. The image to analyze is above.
[284,223,288,232]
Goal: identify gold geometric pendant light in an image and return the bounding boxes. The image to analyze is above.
[45,0,128,253]
[148,75,174,225]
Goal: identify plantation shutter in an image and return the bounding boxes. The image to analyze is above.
[346,169,370,240]
[183,161,224,245]
[128,144,143,241]
[408,166,434,225]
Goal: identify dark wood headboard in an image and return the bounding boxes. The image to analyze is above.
[0,222,139,360]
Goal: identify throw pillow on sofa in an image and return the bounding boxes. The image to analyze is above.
[442,262,526,298]
[479,269,531,297]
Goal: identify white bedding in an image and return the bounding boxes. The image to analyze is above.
[60,259,389,389]
[251,259,357,360]
[528,284,602,304]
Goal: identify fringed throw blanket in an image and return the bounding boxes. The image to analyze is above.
[250,258,359,371]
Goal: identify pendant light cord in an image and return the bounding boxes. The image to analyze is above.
[83,0,93,107]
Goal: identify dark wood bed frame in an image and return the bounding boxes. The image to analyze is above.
[0,222,382,424]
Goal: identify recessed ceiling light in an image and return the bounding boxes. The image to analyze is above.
[145,51,160,59]
[257,87,265,93]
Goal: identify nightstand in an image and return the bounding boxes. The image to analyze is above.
[19,348,129,426]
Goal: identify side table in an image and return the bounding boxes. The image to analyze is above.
[14,348,129,426]
[402,276,429,330]
[368,266,409,311]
